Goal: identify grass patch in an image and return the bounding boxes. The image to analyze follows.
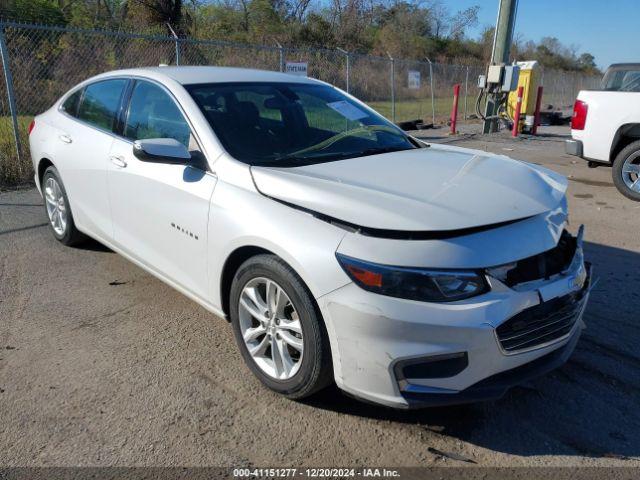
[0,116,33,187]
[368,96,476,123]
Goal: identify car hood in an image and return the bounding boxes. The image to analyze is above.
[250,144,568,232]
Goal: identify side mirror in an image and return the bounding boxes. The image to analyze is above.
[133,138,191,165]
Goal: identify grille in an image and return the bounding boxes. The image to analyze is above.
[487,230,577,287]
[496,287,587,353]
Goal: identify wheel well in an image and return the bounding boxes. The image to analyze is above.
[610,124,640,162]
[220,246,271,319]
[37,158,54,187]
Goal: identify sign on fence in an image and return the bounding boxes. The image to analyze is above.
[408,70,421,89]
[285,62,308,76]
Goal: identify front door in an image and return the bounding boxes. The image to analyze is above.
[107,79,216,299]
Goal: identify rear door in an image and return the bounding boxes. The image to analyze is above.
[54,78,128,240]
[107,79,216,298]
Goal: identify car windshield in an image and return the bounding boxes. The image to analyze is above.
[186,82,416,166]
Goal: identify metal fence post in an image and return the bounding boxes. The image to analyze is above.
[464,65,469,120]
[426,58,435,125]
[167,23,180,65]
[345,51,350,94]
[175,39,181,65]
[387,52,395,123]
[276,42,284,72]
[337,48,349,93]
[0,23,22,168]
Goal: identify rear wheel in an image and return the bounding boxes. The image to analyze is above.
[229,254,332,399]
[612,140,640,201]
[42,166,86,245]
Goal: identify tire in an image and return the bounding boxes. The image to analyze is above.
[229,254,332,399]
[612,140,640,202]
[41,166,86,246]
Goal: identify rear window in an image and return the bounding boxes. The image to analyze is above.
[602,67,640,92]
[77,79,127,131]
[61,89,82,117]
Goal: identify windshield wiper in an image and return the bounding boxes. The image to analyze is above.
[267,146,415,167]
[358,146,415,157]
[270,150,358,165]
[269,152,336,166]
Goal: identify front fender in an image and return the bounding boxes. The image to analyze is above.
[207,180,350,311]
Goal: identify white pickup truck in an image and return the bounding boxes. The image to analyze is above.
[566,63,640,201]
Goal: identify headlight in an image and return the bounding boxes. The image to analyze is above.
[336,253,489,303]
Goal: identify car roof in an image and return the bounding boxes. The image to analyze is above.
[101,65,324,86]
[606,63,640,70]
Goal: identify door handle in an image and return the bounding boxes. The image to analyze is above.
[109,155,127,168]
[59,134,72,144]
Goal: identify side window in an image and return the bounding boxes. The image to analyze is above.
[77,79,126,131]
[61,89,82,117]
[124,81,191,147]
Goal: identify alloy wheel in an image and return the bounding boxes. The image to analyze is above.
[44,177,67,236]
[622,151,640,192]
[238,277,304,380]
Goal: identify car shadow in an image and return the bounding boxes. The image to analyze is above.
[75,238,113,253]
[302,241,640,460]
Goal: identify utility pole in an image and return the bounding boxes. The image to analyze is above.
[483,0,518,133]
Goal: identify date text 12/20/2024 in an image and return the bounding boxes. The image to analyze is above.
[233,468,400,477]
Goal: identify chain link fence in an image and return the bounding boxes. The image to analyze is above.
[0,20,602,186]
[541,69,601,111]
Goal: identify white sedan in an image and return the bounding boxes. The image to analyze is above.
[29,66,590,408]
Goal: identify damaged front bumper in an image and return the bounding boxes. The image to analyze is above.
[319,226,591,409]
[400,262,591,408]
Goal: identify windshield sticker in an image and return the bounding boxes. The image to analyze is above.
[326,101,369,121]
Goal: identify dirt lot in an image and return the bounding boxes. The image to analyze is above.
[1,126,639,470]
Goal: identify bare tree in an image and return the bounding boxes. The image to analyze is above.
[425,1,478,40]
[426,0,448,39]
[135,0,183,30]
[100,0,130,27]
[237,0,250,31]
[449,5,478,39]
[288,0,312,22]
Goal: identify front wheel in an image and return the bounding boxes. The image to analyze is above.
[229,254,332,399]
[612,140,640,201]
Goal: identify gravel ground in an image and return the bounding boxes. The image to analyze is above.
[1,126,639,470]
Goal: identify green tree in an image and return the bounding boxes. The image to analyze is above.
[2,0,66,24]
[577,52,597,72]
[292,13,335,47]
[0,0,600,74]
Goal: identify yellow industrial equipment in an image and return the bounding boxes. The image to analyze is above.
[507,60,541,133]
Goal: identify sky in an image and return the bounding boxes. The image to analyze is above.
[452,0,637,69]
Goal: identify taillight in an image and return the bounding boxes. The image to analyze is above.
[28,119,35,135]
[571,100,588,130]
